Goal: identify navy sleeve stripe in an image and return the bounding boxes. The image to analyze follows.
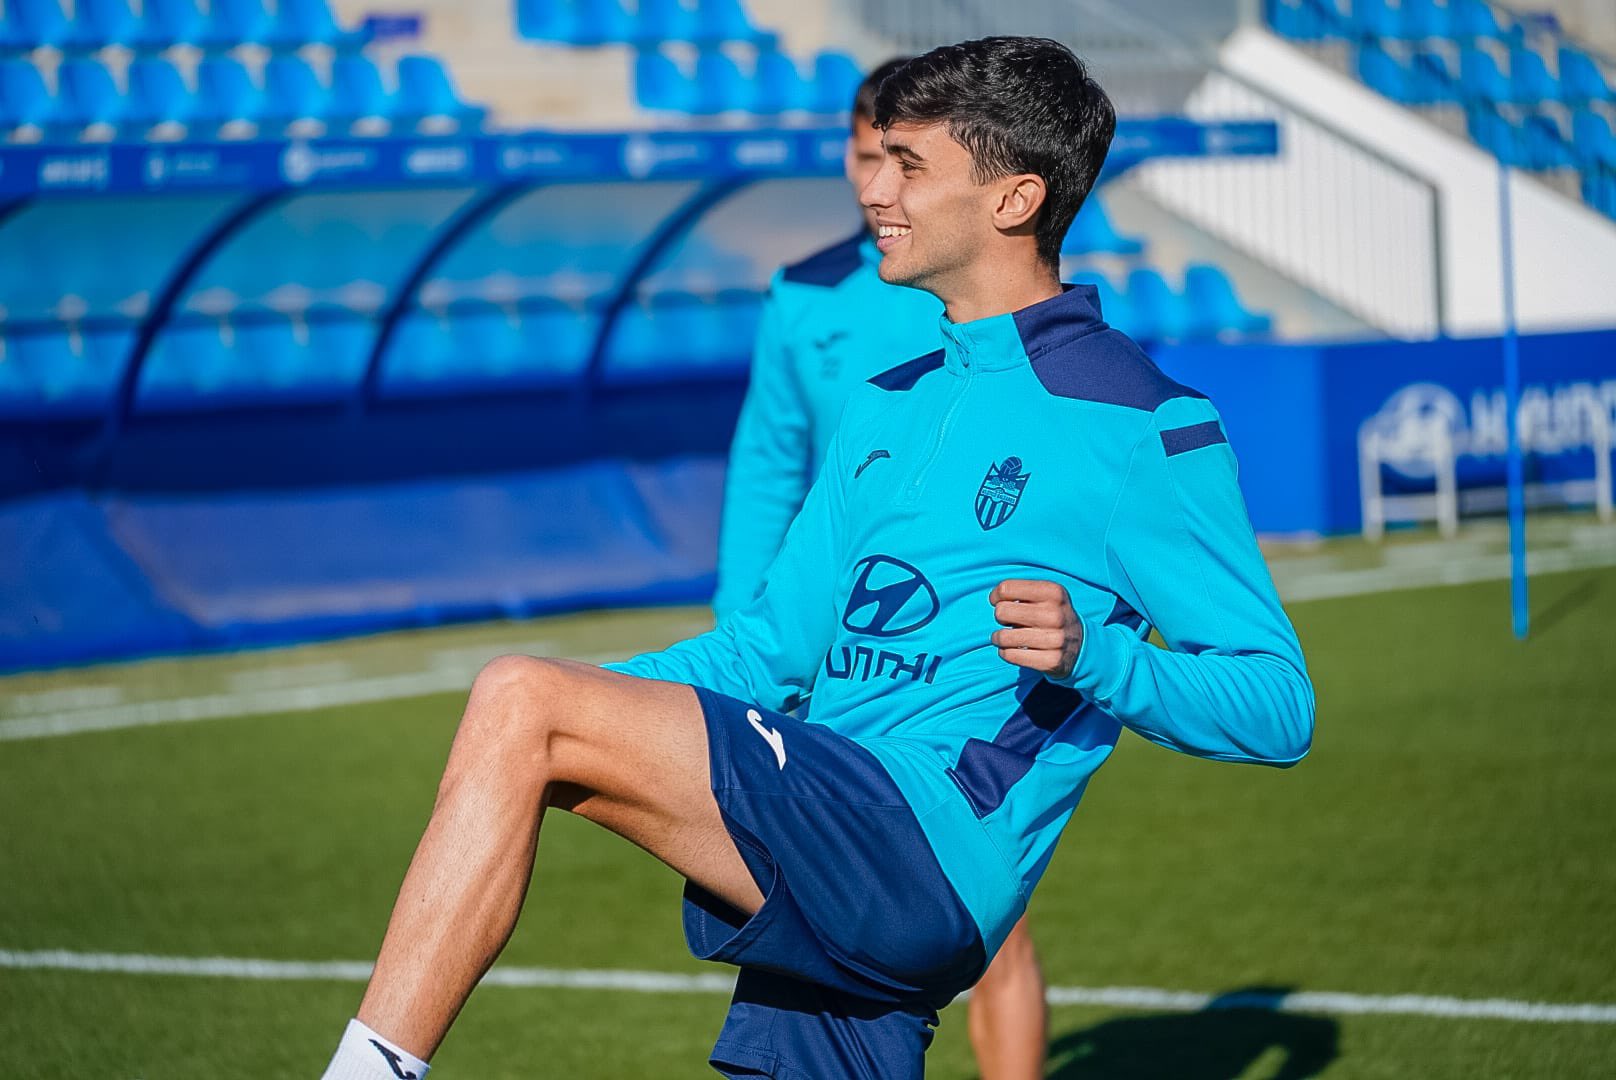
[1160,420,1227,457]
[868,349,945,391]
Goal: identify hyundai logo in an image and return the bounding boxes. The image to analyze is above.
[841,555,940,638]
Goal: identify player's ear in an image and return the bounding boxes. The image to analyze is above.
[993,174,1047,233]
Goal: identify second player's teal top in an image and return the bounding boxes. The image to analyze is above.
[613,285,1315,958]
[713,232,943,619]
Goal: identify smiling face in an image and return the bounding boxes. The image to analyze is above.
[845,116,886,237]
[859,121,999,297]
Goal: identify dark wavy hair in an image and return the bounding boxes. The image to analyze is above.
[873,37,1116,268]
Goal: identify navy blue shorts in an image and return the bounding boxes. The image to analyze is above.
[685,687,987,1080]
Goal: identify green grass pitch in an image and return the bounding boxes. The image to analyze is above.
[2,567,1614,1077]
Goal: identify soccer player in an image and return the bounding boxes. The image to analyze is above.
[321,37,1314,1080]
[714,58,1049,1080]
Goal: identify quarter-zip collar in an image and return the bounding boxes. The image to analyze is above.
[938,284,1106,377]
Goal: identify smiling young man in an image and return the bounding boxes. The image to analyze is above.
[716,58,1048,1080]
[320,37,1313,1080]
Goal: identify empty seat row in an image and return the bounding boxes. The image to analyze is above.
[1270,0,1513,45]
[389,291,760,393]
[0,53,482,140]
[1356,42,1614,107]
[0,323,128,414]
[0,0,365,55]
[633,47,859,116]
[1068,265,1273,343]
[516,0,770,48]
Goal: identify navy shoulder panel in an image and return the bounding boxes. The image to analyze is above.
[780,232,865,287]
[868,349,945,391]
[1028,328,1205,411]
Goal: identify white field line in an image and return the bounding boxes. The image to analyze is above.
[2,949,1612,1025]
[5,542,1615,743]
[1275,542,1616,603]
[0,641,611,743]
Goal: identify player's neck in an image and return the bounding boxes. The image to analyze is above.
[938,258,1061,326]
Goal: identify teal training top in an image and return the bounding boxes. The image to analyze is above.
[713,232,942,619]
[613,284,1315,957]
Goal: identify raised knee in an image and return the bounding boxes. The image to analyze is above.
[455,654,569,757]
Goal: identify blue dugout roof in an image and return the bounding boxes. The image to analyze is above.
[0,121,1278,423]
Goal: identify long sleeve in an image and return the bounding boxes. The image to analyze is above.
[712,284,815,621]
[1059,405,1315,766]
[610,406,854,710]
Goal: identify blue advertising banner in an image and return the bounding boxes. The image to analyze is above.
[0,119,1278,198]
[1159,328,1616,535]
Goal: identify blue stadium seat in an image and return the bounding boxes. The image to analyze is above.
[269,0,366,51]
[56,58,123,134]
[1459,45,1511,103]
[634,49,697,113]
[446,299,523,378]
[397,55,484,129]
[8,0,70,50]
[5,327,125,413]
[140,321,233,407]
[382,312,457,390]
[126,57,194,131]
[200,0,272,51]
[514,0,565,41]
[1509,46,1560,103]
[694,48,748,114]
[572,0,633,45]
[1572,109,1616,169]
[1352,0,1403,41]
[1518,114,1572,169]
[635,0,697,44]
[1063,196,1144,256]
[1357,41,1411,101]
[1559,46,1613,104]
[1401,0,1453,40]
[304,310,371,392]
[131,0,205,52]
[1408,48,1459,104]
[194,56,263,132]
[752,47,807,113]
[696,0,771,45]
[1464,103,1517,162]
[1183,264,1271,339]
[263,55,329,132]
[1126,267,1185,342]
[330,55,393,129]
[64,0,137,53]
[516,300,592,382]
[1450,0,1510,42]
[809,51,860,115]
[0,59,54,133]
[1267,0,1345,43]
[1582,170,1616,219]
[234,315,304,391]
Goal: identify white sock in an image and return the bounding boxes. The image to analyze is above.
[321,1018,431,1080]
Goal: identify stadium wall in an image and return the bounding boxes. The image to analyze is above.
[5,328,1614,673]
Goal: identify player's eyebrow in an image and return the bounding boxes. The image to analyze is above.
[884,141,924,164]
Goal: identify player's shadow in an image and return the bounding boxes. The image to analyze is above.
[1044,986,1339,1080]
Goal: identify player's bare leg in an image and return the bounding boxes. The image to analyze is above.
[352,657,762,1061]
[967,914,1047,1080]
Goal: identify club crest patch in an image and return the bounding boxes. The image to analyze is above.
[976,457,1030,530]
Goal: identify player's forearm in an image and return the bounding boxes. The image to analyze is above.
[714,492,805,622]
[1065,625,1315,765]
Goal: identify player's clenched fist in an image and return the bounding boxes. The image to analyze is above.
[989,579,1084,681]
